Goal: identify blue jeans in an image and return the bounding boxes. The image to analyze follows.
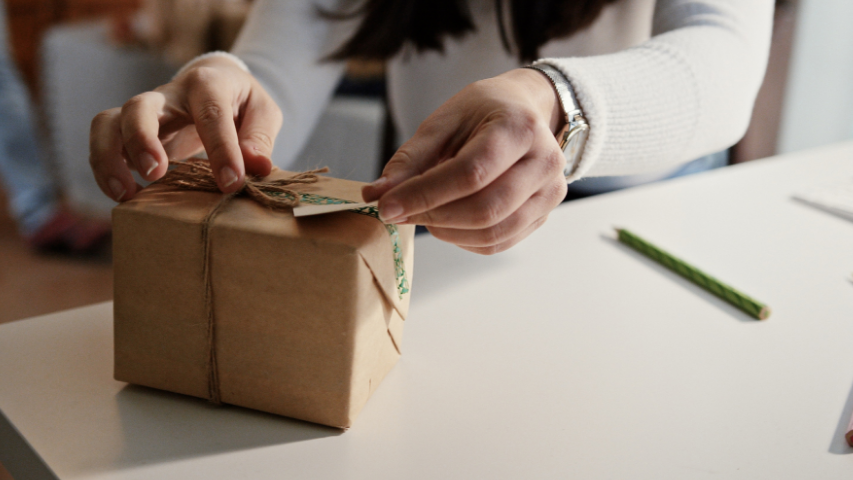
[565,150,729,199]
[0,1,57,235]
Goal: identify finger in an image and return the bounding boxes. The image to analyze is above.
[185,68,244,192]
[90,108,139,201]
[237,88,281,177]
[405,147,564,229]
[456,214,551,255]
[362,110,459,202]
[162,125,204,161]
[119,91,170,181]
[362,147,424,204]
[377,112,539,223]
[426,179,566,248]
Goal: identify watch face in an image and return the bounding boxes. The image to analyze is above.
[564,124,589,175]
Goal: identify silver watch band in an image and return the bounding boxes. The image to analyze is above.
[524,63,589,179]
[525,64,582,121]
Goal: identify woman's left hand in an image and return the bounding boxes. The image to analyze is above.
[362,68,569,255]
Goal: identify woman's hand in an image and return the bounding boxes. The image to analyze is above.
[363,68,568,255]
[89,55,283,202]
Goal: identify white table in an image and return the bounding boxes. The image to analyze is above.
[3,142,853,479]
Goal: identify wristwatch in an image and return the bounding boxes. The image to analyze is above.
[525,64,589,179]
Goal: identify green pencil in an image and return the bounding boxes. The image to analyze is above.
[615,228,771,320]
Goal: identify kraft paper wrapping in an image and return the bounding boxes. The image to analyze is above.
[112,169,415,429]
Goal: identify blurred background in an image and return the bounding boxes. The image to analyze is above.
[0,0,394,332]
[0,0,850,419]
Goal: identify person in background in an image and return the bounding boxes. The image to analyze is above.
[0,0,109,253]
[111,0,251,67]
[90,0,773,255]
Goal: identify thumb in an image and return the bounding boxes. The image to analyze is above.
[237,89,282,176]
[362,123,451,202]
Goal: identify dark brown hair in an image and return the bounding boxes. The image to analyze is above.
[324,0,620,64]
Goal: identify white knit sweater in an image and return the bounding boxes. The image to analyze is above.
[231,0,773,182]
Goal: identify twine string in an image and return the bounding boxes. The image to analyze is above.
[158,159,328,210]
[156,159,328,404]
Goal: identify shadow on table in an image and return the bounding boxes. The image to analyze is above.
[113,384,340,467]
[601,235,759,323]
[829,378,853,454]
[411,235,512,302]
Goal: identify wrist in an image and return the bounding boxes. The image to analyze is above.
[503,68,566,136]
[523,63,589,179]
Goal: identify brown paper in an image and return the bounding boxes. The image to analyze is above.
[112,169,415,429]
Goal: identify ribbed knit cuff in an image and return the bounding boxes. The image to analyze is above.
[535,40,702,181]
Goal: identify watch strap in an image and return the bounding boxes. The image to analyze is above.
[524,63,588,178]
[525,64,582,122]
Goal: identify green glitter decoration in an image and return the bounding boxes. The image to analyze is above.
[297,193,410,299]
[616,228,770,320]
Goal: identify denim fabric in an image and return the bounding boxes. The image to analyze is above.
[565,150,729,199]
[0,1,58,235]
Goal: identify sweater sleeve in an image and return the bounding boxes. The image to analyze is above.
[536,0,774,181]
[230,0,355,168]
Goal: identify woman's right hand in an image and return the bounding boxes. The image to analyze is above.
[89,55,283,202]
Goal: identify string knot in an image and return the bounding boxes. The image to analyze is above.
[157,158,329,210]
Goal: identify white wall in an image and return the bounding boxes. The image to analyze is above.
[777,0,853,153]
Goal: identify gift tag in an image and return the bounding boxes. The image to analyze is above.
[293,201,378,217]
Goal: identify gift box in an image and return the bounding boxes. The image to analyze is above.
[112,161,414,429]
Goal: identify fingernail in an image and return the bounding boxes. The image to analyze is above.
[379,201,403,222]
[220,166,239,187]
[140,152,158,176]
[108,177,126,201]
